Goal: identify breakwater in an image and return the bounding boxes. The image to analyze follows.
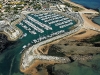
[20,11,84,71]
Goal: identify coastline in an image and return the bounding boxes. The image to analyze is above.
[63,0,98,13]
[0,14,25,41]
[61,0,100,40]
[19,10,84,73]
[81,13,100,29]
[19,1,100,75]
[0,1,100,75]
[92,16,100,25]
[10,14,26,41]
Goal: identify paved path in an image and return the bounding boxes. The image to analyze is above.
[83,25,100,32]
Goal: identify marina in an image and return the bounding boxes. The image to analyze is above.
[19,11,85,71]
[0,0,100,74]
[16,12,76,49]
[0,11,82,75]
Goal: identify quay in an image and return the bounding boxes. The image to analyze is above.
[0,14,26,41]
[20,10,84,72]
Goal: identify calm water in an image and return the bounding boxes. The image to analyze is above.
[92,16,100,25]
[0,3,100,75]
[71,0,100,25]
[70,1,100,75]
[0,13,76,75]
[71,0,100,10]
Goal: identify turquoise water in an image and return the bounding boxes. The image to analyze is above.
[1,12,100,75]
[0,13,76,75]
[92,16,100,25]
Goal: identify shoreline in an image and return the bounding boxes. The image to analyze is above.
[19,10,100,75]
[81,13,100,29]
[0,14,25,41]
[0,1,100,75]
[62,0,98,13]
[19,11,84,73]
[63,0,100,26]
[18,1,100,74]
[68,0,100,12]
[92,16,100,25]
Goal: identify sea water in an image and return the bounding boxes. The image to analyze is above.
[92,16,100,25]
[63,0,100,75]
[71,0,100,10]
[71,0,100,25]
[0,13,76,75]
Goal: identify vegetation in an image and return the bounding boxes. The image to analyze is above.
[29,1,34,5]
[88,34,100,42]
[14,10,19,14]
[64,2,83,12]
[72,6,83,12]
[4,5,11,12]
[99,10,100,14]
[48,45,65,57]
[0,4,2,9]
[0,18,3,20]
[33,4,41,10]
[64,2,71,7]
[9,1,24,5]
[4,3,24,13]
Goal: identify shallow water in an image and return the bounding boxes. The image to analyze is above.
[54,55,100,75]
[92,16,100,25]
[0,13,76,75]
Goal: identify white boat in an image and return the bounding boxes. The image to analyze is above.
[20,33,27,39]
[22,45,26,49]
[28,28,31,31]
[29,30,36,34]
[23,33,27,37]
[28,43,31,46]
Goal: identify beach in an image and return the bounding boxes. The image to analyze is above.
[63,0,100,40]
[20,1,100,75]
[69,13,100,40]
[63,0,99,13]
[20,15,100,74]
[0,0,100,75]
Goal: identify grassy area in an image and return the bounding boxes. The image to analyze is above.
[0,4,2,8]
[9,1,24,5]
[72,6,83,12]
[48,45,65,57]
[33,4,41,10]
[88,34,100,42]
[4,4,24,14]
[64,2,83,12]
[42,3,49,8]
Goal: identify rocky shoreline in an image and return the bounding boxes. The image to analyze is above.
[35,34,100,75]
[48,39,100,59]
[0,33,16,53]
[20,30,100,75]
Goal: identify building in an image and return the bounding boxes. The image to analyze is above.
[0,20,9,31]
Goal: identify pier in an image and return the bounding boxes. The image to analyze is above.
[21,55,70,70]
[20,11,84,71]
